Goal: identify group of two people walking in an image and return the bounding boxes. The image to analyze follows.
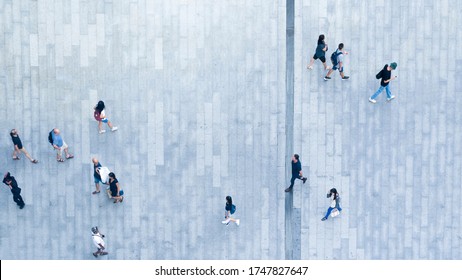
[285,154,341,221]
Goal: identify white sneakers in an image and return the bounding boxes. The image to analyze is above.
[307,65,313,70]
[368,98,377,104]
[387,95,395,102]
[99,130,106,134]
[221,218,240,226]
[111,127,118,132]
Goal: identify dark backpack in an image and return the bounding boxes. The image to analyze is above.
[230,204,236,215]
[330,50,342,65]
[48,130,54,145]
[376,65,387,79]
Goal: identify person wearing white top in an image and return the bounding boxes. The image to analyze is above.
[91,226,108,257]
[321,188,342,221]
[94,100,118,134]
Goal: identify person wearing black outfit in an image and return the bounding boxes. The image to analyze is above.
[10,129,38,163]
[3,172,25,209]
[285,154,307,192]
[369,62,398,103]
[108,172,124,203]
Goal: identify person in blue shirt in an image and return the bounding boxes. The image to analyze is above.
[285,154,307,192]
[52,128,73,162]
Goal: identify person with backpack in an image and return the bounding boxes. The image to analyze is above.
[94,100,118,134]
[49,128,73,162]
[3,172,25,209]
[321,188,342,221]
[222,196,240,226]
[10,129,38,163]
[307,34,331,71]
[369,62,398,104]
[324,43,349,81]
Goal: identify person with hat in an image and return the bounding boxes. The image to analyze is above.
[369,62,398,103]
[2,172,25,209]
[91,226,108,257]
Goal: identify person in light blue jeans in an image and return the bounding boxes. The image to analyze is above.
[369,62,398,103]
[321,188,342,221]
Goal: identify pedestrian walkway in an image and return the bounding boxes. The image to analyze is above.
[0,0,461,260]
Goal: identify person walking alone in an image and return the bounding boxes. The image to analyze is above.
[94,101,118,134]
[285,154,307,192]
[321,188,342,221]
[369,62,398,103]
[3,172,25,209]
[91,226,108,257]
[307,34,330,71]
[10,129,38,163]
[221,196,240,226]
[324,43,349,81]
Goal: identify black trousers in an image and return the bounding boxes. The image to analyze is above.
[13,194,25,207]
[289,175,304,188]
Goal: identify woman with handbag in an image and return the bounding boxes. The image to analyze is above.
[221,196,240,226]
[321,188,342,221]
[108,172,124,204]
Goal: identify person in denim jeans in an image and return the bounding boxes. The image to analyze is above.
[321,188,342,221]
[369,62,398,103]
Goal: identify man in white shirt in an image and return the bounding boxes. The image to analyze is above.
[91,227,108,257]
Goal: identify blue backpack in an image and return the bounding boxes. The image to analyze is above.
[330,50,342,66]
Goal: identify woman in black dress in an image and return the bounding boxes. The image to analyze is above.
[108,172,124,203]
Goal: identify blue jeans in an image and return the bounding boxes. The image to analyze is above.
[371,85,391,100]
[323,206,342,220]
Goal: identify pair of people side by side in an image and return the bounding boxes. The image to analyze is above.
[369,62,398,103]
[307,34,331,71]
[94,100,118,134]
[321,188,342,221]
[10,129,38,163]
[285,154,307,192]
[3,172,25,209]
[222,196,240,226]
[49,128,73,162]
[91,226,108,257]
[107,172,124,203]
[324,43,349,81]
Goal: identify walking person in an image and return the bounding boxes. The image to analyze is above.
[2,172,25,209]
[369,62,398,103]
[92,158,102,195]
[285,154,307,192]
[107,172,124,203]
[91,226,108,257]
[10,129,38,163]
[321,188,342,221]
[307,34,330,70]
[94,101,118,134]
[324,43,349,81]
[221,196,240,226]
[49,128,73,162]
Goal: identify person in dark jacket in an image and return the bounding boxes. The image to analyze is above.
[3,172,25,209]
[10,129,38,163]
[285,154,307,192]
[369,62,398,103]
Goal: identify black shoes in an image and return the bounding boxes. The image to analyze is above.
[19,204,25,209]
[321,217,327,221]
[302,177,307,184]
[342,76,350,80]
[285,187,292,192]
[323,76,331,81]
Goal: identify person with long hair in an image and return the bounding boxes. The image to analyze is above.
[10,129,38,163]
[108,172,124,203]
[94,100,118,134]
[222,196,240,226]
[307,34,330,70]
[321,188,342,221]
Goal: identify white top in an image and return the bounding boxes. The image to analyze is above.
[100,109,106,119]
[98,167,110,184]
[92,233,105,249]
